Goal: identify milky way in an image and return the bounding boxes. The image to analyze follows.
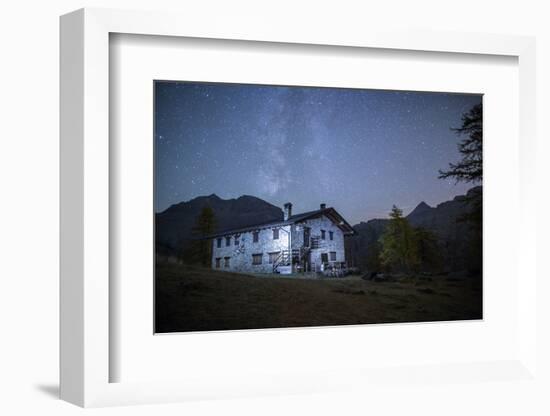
[155,81,482,224]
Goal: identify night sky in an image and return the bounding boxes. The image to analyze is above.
[155,81,482,225]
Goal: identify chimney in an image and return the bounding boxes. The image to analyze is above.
[284,202,292,221]
[320,203,326,210]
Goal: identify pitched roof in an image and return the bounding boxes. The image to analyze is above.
[206,207,356,238]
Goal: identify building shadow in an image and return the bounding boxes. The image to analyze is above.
[35,383,59,399]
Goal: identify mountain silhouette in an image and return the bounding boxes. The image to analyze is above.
[156,194,282,254]
[156,187,482,273]
[346,186,482,272]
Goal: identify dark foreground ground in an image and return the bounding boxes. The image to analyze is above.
[155,262,482,333]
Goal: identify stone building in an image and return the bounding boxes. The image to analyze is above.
[210,203,355,275]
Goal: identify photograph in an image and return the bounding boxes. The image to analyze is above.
[3,0,544,411]
[154,81,483,333]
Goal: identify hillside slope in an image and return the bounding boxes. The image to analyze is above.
[156,262,482,332]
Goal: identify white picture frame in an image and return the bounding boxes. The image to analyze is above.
[60,7,538,407]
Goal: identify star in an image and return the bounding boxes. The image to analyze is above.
[154,80,481,223]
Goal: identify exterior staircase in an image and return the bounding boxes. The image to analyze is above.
[273,247,311,273]
[273,249,291,273]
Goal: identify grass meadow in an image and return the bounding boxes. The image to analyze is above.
[155,262,482,333]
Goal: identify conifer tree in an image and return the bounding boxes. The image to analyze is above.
[181,206,217,266]
[439,103,483,275]
[379,205,419,273]
[439,103,482,184]
[414,227,441,272]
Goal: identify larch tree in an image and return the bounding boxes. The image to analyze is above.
[439,103,482,184]
[439,103,483,275]
[379,205,419,273]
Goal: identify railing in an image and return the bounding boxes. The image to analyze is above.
[271,242,348,276]
[273,246,311,273]
[272,249,290,273]
[321,262,347,278]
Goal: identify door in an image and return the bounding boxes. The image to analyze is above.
[303,226,310,247]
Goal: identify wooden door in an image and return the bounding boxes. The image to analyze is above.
[303,227,310,247]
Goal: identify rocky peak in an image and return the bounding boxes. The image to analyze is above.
[407,201,433,218]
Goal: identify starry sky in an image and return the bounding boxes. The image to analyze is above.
[155,81,482,225]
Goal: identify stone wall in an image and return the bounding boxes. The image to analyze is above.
[295,215,346,269]
[211,225,291,273]
[211,214,347,274]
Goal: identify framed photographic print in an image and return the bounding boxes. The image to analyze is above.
[153,80,483,334]
[60,8,538,408]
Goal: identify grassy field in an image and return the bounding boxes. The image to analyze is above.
[155,262,482,333]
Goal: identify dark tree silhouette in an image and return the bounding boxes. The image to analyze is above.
[439,103,483,276]
[439,103,482,183]
[365,240,382,273]
[181,206,217,266]
[414,227,441,272]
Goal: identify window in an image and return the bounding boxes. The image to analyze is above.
[273,228,279,240]
[321,229,326,240]
[330,251,336,261]
[215,257,221,268]
[253,231,259,243]
[224,257,230,268]
[268,251,280,264]
[225,236,231,247]
[252,253,263,265]
[329,231,334,241]
[234,235,240,245]
[321,253,329,264]
[217,238,222,248]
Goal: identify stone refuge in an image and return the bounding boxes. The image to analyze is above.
[209,202,356,275]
